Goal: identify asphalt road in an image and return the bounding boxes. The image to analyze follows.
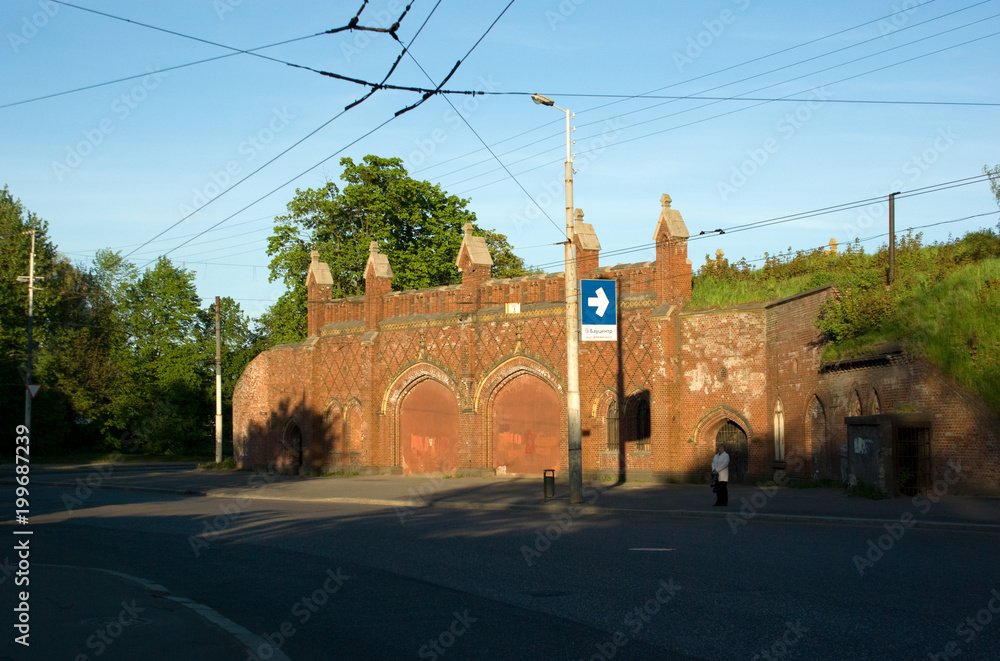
[3,481,999,660]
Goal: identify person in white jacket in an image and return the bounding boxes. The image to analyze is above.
[711,444,730,506]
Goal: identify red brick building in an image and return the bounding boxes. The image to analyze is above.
[233,195,1000,495]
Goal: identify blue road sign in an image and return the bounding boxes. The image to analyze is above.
[580,279,617,342]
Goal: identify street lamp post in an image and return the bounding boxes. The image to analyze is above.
[532,93,583,505]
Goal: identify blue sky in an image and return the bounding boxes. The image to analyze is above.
[3,0,999,319]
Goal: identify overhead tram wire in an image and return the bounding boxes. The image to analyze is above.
[451,26,1000,197]
[125,0,429,261]
[446,12,1000,193]
[568,1,996,131]
[408,0,963,179]
[401,0,563,237]
[0,30,331,110]
[143,0,516,269]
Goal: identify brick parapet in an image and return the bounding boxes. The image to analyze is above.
[235,196,1000,493]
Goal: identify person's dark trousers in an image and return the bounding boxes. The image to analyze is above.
[714,481,728,506]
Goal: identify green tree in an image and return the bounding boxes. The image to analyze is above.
[0,187,84,448]
[109,257,210,453]
[262,155,530,345]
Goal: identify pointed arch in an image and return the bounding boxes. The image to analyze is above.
[477,356,561,475]
[773,396,785,462]
[869,388,881,415]
[848,389,862,417]
[382,362,461,474]
[692,406,753,484]
[280,417,304,472]
[805,395,828,478]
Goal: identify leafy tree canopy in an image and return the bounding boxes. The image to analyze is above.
[263,155,531,345]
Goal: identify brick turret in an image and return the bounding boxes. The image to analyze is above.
[652,193,692,305]
[573,209,601,276]
[456,222,493,309]
[307,250,333,337]
[363,241,393,331]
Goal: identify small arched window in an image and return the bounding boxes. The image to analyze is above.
[606,400,619,452]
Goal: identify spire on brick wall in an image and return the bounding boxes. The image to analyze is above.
[653,194,690,241]
[456,222,493,273]
[364,240,393,281]
[308,249,334,285]
[573,209,601,275]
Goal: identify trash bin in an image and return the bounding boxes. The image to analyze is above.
[543,469,555,500]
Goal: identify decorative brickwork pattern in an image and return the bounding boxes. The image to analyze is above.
[234,195,1000,493]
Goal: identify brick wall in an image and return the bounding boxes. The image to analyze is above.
[233,196,1000,494]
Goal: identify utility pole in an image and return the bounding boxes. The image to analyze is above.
[888,192,899,285]
[215,296,223,463]
[16,230,41,432]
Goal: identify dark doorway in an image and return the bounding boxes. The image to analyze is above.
[896,426,931,496]
[716,421,748,484]
[283,422,303,471]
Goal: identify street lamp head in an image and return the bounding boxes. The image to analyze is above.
[531,93,555,107]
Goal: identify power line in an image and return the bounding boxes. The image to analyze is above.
[142,0,518,269]
[408,0,980,178]
[524,174,996,271]
[124,1,431,261]
[449,25,1000,196]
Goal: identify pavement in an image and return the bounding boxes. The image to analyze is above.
[4,463,999,660]
[19,461,1000,532]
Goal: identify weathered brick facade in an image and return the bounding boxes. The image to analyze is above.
[233,195,1000,494]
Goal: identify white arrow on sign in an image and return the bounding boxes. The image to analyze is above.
[587,286,609,317]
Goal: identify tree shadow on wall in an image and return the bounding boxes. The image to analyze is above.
[237,394,329,474]
[612,297,652,486]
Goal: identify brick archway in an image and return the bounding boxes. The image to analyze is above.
[320,398,344,468]
[477,357,562,474]
[280,418,303,472]
[383,362,461,473]
[692,406,754,482]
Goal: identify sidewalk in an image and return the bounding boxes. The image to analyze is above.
[21,463,1000,532]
